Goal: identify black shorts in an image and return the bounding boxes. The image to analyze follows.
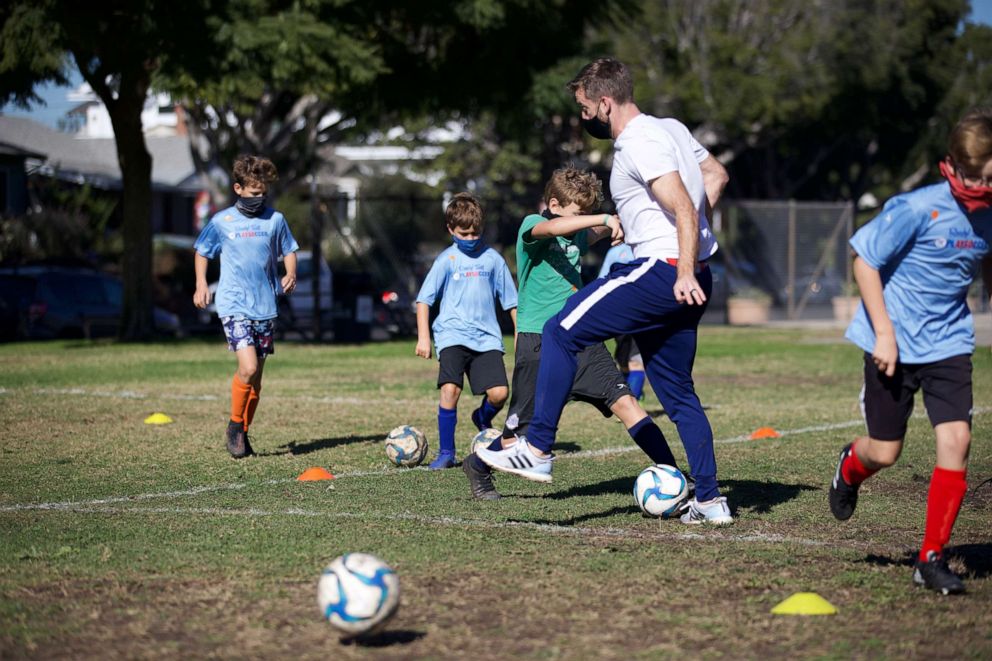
[437,346,508,395]
[502,332,632,439]
[613,334,642,368]
[862,352,973,441]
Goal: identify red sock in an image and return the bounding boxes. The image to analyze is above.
[243,387,260,431]
[919,467,967,562]
[841,441,879,485]
[230,376,251,424]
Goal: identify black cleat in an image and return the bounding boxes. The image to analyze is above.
[226,420,248,459]
[913,551,965,595]
[463,453,501,500]
[242,431,256,457]
[829,444,860,520]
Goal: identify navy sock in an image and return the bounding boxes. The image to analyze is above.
[626,370,646,400]
[479,396,501,427]
[629,416,678,469]
[438,406,457,455]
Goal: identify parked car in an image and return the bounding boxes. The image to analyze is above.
[201,250,333,336]
[0,266,181,340]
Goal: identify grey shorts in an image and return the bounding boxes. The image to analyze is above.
[502,332,632,439]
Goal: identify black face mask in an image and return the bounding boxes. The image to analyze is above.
[236,195,267,217]
[582,112,612,140]
[541,208,560,220]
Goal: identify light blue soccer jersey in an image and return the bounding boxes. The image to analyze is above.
[416,243,518,354]
[598,243,636,279]
[845,182,992,363]
[194,206,300,321]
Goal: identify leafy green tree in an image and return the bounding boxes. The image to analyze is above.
[1,1,223,339]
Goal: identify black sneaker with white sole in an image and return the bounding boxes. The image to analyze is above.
[463,453,501,500]
[829,444,860,520]
[913,551,965,595]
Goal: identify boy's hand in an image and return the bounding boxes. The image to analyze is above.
[281,273,297,294]
[193,284,211,309]
[607,215,624,245]
[872,332,898,377]
[415,338,432,359]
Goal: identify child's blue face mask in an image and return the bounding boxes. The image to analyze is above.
[453,236,482,255]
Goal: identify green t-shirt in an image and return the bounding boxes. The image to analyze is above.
[515,213,589,333]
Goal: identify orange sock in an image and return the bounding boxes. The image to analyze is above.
[231,376,251,424]
[243,387,260,431]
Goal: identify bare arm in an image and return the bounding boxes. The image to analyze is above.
[281,251,298,294]
[415,302,432,359]
[649,171,705,305]
[193,253,211,309]
[530,214,622,244]
[699,155,729,213]
[854,255,897,376]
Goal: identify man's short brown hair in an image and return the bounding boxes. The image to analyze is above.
[445,192,484,232]
[566,57,634,105]
[544,167,603,213]
[232,155,279,187]
[948,108,992,176]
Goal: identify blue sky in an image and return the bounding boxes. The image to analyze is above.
[4,2,992,130]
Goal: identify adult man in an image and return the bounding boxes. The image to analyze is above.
[477,57,733,524]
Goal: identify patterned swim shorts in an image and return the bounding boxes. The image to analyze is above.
[221,317,275,357]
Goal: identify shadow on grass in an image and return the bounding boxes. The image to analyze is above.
[862,543,992,579]
[512,504,641,527]
[342,629,426,647]
[719,479,818,515]
[263,433,388,457]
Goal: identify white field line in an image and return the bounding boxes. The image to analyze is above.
[39,503,848,549]
[2,407,989,515]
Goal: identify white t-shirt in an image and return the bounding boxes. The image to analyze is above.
[610,114,718,261]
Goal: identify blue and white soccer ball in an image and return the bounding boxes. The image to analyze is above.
[385,425,428,467]
[469,427,503,456]
[633,464,689,517]
[317,553,401,638]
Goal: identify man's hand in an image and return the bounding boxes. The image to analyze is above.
[872,332,898,377]
[673,272,706,305]
[415,338,432,359]
[193,284,211,309]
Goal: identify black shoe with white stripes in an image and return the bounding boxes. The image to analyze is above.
[476,436,554,483]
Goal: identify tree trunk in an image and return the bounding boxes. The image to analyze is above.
[108,87,155,340]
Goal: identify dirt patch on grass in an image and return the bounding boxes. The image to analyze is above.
[4,555,991,660]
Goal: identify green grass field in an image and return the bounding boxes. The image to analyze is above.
[1,328,990,659]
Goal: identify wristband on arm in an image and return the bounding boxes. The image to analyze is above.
[602,214,611,226]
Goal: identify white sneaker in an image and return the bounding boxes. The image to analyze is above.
[679,496,733,526]
[476,436,554,483]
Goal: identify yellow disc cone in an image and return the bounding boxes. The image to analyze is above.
[144,412,174,425]
[771,592,837,615]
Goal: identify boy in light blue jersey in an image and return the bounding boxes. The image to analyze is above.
[598,243,647,399]
[829,109,992,595]
[194,155,299,459]
[415,193,518,469]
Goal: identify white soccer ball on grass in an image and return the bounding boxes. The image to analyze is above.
[317,552,400,639]
[469,427,503,456]
[385,425,428,467]
[633,464,689,517]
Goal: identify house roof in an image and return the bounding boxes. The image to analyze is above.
[0,115,200,192]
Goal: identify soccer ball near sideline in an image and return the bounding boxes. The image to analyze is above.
[317,553,400,639]
[385,425,427,467]
[469,427,503,456]
[633,464,689,518]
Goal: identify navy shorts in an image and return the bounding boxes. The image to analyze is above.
[861,352,973,441]
[437,346,508,395]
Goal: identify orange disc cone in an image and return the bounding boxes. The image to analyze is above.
[297,467,335,481]
[750,426,781,440]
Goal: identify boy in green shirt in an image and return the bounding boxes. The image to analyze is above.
[463,167,686,499]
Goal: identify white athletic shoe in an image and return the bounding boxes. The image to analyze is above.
[476,436,554,483]
[679,496,733,526]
